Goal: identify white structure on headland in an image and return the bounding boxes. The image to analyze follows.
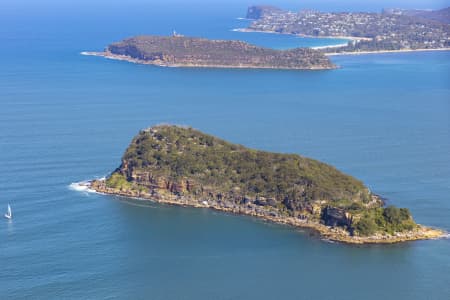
[173,30,184,37]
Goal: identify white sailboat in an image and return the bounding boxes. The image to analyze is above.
[4,204,12,219]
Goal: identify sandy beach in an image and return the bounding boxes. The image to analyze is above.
[232,28,369,42]
[312,43,349,50]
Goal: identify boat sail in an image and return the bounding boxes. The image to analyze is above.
[4,204,12,219]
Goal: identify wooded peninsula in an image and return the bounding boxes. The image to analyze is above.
[82,35,336,70]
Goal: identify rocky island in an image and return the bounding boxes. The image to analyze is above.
[82,35,335,70]
[87,125,444,244]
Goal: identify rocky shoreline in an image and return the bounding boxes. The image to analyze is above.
[81,51,334,70]
[86,179,445,245]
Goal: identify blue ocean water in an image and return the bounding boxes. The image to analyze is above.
[1,2,449,299]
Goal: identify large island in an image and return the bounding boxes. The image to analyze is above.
[87,125,444,244]
[82,35,335,70]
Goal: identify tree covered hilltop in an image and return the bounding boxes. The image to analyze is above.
[89,125,444,244]
[85,35,336,70]
[244,6,450,53]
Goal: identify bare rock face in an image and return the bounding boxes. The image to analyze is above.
[321,207,353,228]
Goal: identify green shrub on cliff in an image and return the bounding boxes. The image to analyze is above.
[353,206,417,236]
[354,215,378,236]
[106,173,132,190]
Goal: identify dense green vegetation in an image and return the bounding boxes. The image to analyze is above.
[354,206,416,236]
[106,173,132,190]
[120,125,370,203]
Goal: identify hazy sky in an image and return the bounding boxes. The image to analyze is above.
[1,0,449,17]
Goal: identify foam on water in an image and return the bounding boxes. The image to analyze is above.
[68,181,95,193]
[68,178,105,194]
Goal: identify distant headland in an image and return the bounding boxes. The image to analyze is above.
[85,125,445,244]
[241,5,450,55]
[81,35,336,70]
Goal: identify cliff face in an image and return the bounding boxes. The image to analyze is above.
[105,35,336,70]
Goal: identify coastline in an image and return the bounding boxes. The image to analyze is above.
[232,28,450,55]
[82,179,446,245]
[325,48,450,56]
[232,27,367,41]
[80,51,334,70]
[231,28,366,41]
[312,43,349,50]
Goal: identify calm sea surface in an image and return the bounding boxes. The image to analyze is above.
[1,3,449,299]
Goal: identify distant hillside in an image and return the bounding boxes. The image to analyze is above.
[245,5,450,53]
[246,5,282,19]
[383,7,450,24]
[102,35,335,70]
